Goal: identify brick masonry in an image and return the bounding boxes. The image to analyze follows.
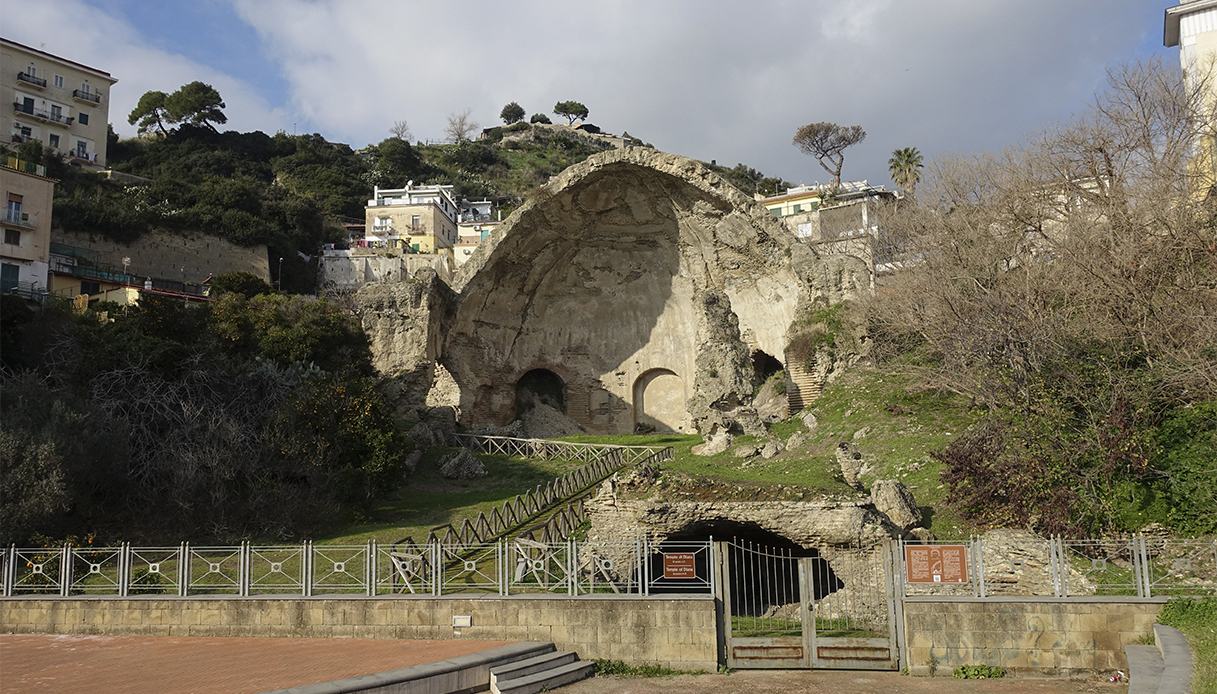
[0,595,720,672]
[902,597,1166,676]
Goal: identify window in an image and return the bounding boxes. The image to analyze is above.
[793,204,802,213]
[7,194,21,223]
[77,112,89,126]
[80,82,90,94]
[54,75,64,88]
[51,105,62,121]
[76,141,87,157]
[4,229,19,246]
[1,263,18,292]
[80,280,101,295]
[411,214,420,229]
[48,134,59,148]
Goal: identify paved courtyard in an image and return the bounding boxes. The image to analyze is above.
[0,634,510,693]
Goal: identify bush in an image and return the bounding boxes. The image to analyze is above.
[952,664,1006,679]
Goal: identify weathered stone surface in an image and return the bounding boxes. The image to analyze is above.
[905,527,937,543]
[760,441,783,459]
[733,445,758,459]
[439,449,487,480]
[852,426,870,440]
[520,402,585,439]
[786,431,808,451]
[407,422,436,449]
[871,479,921,532]
[835,442,866,490]
[975,528,1095,596]
[752,378,788,424]
[691,432,732,456]
[587,495,898,551]
[402,449,423,477]
[801,412,818,432]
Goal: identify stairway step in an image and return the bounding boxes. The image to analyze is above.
[491,660,594,694]
[1124,644,1163,694]
[490,650,577,687]
[1152,624,1194,694]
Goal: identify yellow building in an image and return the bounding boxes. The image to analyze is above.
[1,156,54,296]
[1,38,117,170]
[364,183,459,253]
[1166,1,1217,197]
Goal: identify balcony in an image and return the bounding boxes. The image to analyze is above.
[2,209,37,229]
[13,102,73,127]
[16,72,46,89]
[72,89,101,105]
[70,150,98,164]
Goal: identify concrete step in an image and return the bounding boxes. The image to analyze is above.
[491,659,594,694]
[490,650,578,688]
[1124,644,1163,694]
[1152,623,1194,694]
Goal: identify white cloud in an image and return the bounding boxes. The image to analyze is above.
[5,0,288,138]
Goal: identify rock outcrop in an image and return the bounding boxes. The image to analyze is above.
[439,449,487,480]
[871,479,922,532]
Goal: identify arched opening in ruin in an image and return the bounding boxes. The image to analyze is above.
[632,368,686,433]
[515,368,566,416]
[752,350,784,385]
[646,521,843,609]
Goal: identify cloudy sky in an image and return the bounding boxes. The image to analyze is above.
[7,0,1170,189]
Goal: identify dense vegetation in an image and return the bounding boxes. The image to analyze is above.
[864,59,1217,537]
[0,279,409,546]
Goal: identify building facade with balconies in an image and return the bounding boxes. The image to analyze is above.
[364,182,459,253]
[1,155,54,295]
[1,38,117,170]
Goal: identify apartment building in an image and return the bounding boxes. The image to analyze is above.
[1,156,54,295]
[2,38,117,170]
[365,182,459,253]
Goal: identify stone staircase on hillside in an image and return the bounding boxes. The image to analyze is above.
[489,647,594,694]
[1123,623,1193,694]
[785,358,821,413]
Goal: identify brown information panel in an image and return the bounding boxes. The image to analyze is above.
[663,552,697,579]
[905,545,968,584]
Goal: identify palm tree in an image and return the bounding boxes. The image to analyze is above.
[888,147,924,199]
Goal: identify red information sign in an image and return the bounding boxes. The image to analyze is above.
[663,553,697,579]
[905,545,968,584]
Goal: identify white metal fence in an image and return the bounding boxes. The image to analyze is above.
[2,539,713,598]
[900,535,1217,598]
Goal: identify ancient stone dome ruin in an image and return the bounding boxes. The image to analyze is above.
[387,148,866,434]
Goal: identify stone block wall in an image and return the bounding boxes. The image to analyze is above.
[0,595,719,671]
[903,597,1166,676]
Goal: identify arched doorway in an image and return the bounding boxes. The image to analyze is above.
[515,368,566,416]
[633,369,686,433]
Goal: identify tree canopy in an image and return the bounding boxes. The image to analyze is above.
[887,147,923,198]
[792,122,866,189]
[445,108,478,143]
[554,101,589,125]
[500,102,525,125]
[530,113,552,124]
[128,82,227,135]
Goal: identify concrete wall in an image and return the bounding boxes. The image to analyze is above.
[903,596,1166,676]
[55,228,270,284]
[0,595,719,671]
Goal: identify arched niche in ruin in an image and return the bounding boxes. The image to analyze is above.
[632,368,687,433]
[515,368,567,416]
[442,148,826,434]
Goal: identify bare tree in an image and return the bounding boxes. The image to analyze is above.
[792,122,867,189]
[444,108,478,143]
[389,119,413,141]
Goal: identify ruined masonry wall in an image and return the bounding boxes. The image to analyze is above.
[56,229,270,284]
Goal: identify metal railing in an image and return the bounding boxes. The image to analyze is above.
[16,72,46,88]
[389,436,671,550]
[901,534,1217,598]
[72,89,101,104]
[12,102,73,126]
[3,209,36,228]
[2,538,712,598]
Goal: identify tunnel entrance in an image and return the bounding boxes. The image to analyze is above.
[515,368,566,416]
[752,349,784,385]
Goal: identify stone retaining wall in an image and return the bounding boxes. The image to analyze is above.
[0,595,718,671]
[903,596,1166,676]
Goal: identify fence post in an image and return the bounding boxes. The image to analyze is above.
[3,545,13,596]
[1050,536,1062,598]
[431,541,440,597]
[240,541,250,597]
[59,543,71,597]
[179,542,190,597]
[303,541,312,597]
[368,539,376,597]
[1137,534,1153,598]
[643,535,650,597]
[974,536,986,598]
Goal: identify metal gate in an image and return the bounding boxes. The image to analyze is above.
[718,539,900,670]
